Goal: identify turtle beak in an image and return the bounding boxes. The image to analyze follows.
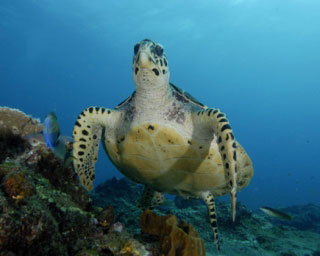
[137,51,154,69]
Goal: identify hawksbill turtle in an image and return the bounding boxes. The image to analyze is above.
[72,39,253,251]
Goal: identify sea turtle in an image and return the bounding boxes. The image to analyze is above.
[72,39,253,251]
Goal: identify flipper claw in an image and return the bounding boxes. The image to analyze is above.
[231,190,237,222]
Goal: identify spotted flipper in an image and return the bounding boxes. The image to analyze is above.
[194,108,238,222]
[201,191,220,252]
[137,186,164,210]
[72,107,118,190]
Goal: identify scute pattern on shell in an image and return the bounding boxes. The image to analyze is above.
[170,83,206,108]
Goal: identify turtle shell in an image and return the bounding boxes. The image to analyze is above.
[170,83,206,109]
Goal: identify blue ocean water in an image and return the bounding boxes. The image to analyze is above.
[1,0,319,210]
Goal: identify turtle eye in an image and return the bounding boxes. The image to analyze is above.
[134,44,140,55]
[155,45,163,57]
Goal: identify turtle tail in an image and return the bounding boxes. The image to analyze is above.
[72,107,113,190]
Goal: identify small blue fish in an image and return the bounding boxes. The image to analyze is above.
[43,112,60,149]
[42,112,74,167]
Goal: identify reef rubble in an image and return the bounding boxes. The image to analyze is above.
[1,107,320,256]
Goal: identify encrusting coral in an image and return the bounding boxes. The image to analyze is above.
[97,206,115,229]
[140,210,206,256]
[0,107,45,164]
[2,164,35,202]
[0,107,42,136]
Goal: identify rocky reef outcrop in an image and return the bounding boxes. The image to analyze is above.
[0,107,153,256]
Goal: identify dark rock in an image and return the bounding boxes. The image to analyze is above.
[0,132,30,164]
[97,206,115,229]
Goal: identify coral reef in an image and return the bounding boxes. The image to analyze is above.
[1,107,320,256]
[0,107,155,256]
[0,107,42,137]
[91,177,143,234]
[97,206,115,228]
[1,163,36,202]
[0,160,97,255]
[140,210,205,256]
[93,176,320,256]
[0,107,45,164]
[0,155,152,256]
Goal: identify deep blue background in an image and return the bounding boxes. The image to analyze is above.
[1,0,319,209]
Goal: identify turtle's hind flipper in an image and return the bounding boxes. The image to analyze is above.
[195,108,238,222]
[72,107,115,190]
[137,186,164,210]
[201,191,220,252]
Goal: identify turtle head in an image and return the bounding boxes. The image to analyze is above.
[133,39,170,89]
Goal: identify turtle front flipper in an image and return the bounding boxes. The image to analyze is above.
[72,107,119,190]
[137,186,164,210]
[194,108,238,222]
